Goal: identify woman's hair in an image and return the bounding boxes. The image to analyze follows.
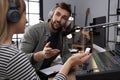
[0,0,26,44]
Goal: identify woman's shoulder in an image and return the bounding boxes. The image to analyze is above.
[0,44,21,64]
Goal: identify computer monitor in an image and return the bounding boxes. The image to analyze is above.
[90,16,106,48]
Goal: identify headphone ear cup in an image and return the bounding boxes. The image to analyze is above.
[48,10,54,19]
[48,7,56,19]
[7,9,21,23]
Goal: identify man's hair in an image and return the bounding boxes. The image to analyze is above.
[55,2,71,15]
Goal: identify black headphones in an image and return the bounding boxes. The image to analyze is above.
[7,0,21,23]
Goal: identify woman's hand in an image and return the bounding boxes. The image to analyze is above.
[67,53,91,66]
[59,53,91,76]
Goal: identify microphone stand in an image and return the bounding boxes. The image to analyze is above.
[82,21,120,29]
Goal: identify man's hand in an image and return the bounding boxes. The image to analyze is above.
[34,42,60,61]
[42,42,60,58]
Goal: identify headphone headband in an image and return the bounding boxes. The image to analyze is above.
[9,0,16,8]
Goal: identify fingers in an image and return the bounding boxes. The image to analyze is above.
[44,47,52,51]
[80,54,91,63]
[72,53,87,59]
[44,49,60,58]
[71,53,91,65]
[45,42,51,47]
[49,49,60,54]
[43,42,60,58]
[45,49,60,55]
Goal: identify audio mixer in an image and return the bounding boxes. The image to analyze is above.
[76,50,120,80]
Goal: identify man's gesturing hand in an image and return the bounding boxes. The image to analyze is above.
[42,42,60,58]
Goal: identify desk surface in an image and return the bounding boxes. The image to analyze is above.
[48,45,120,80]
[48,49,98,80]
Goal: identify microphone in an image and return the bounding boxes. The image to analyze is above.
[62,28,75,36]
[62,26,82,36]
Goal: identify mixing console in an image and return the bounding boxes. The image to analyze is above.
[76,50,120,80]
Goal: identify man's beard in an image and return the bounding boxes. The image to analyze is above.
[51,19,64,32]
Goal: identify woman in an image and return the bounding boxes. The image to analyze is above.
[0,0,91,80]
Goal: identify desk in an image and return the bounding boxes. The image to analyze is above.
[39,45,120,80]
[48,55,98,80]
[48,49,98,80]
[48,45,120,80]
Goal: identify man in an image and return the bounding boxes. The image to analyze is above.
[20,2,72,71]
